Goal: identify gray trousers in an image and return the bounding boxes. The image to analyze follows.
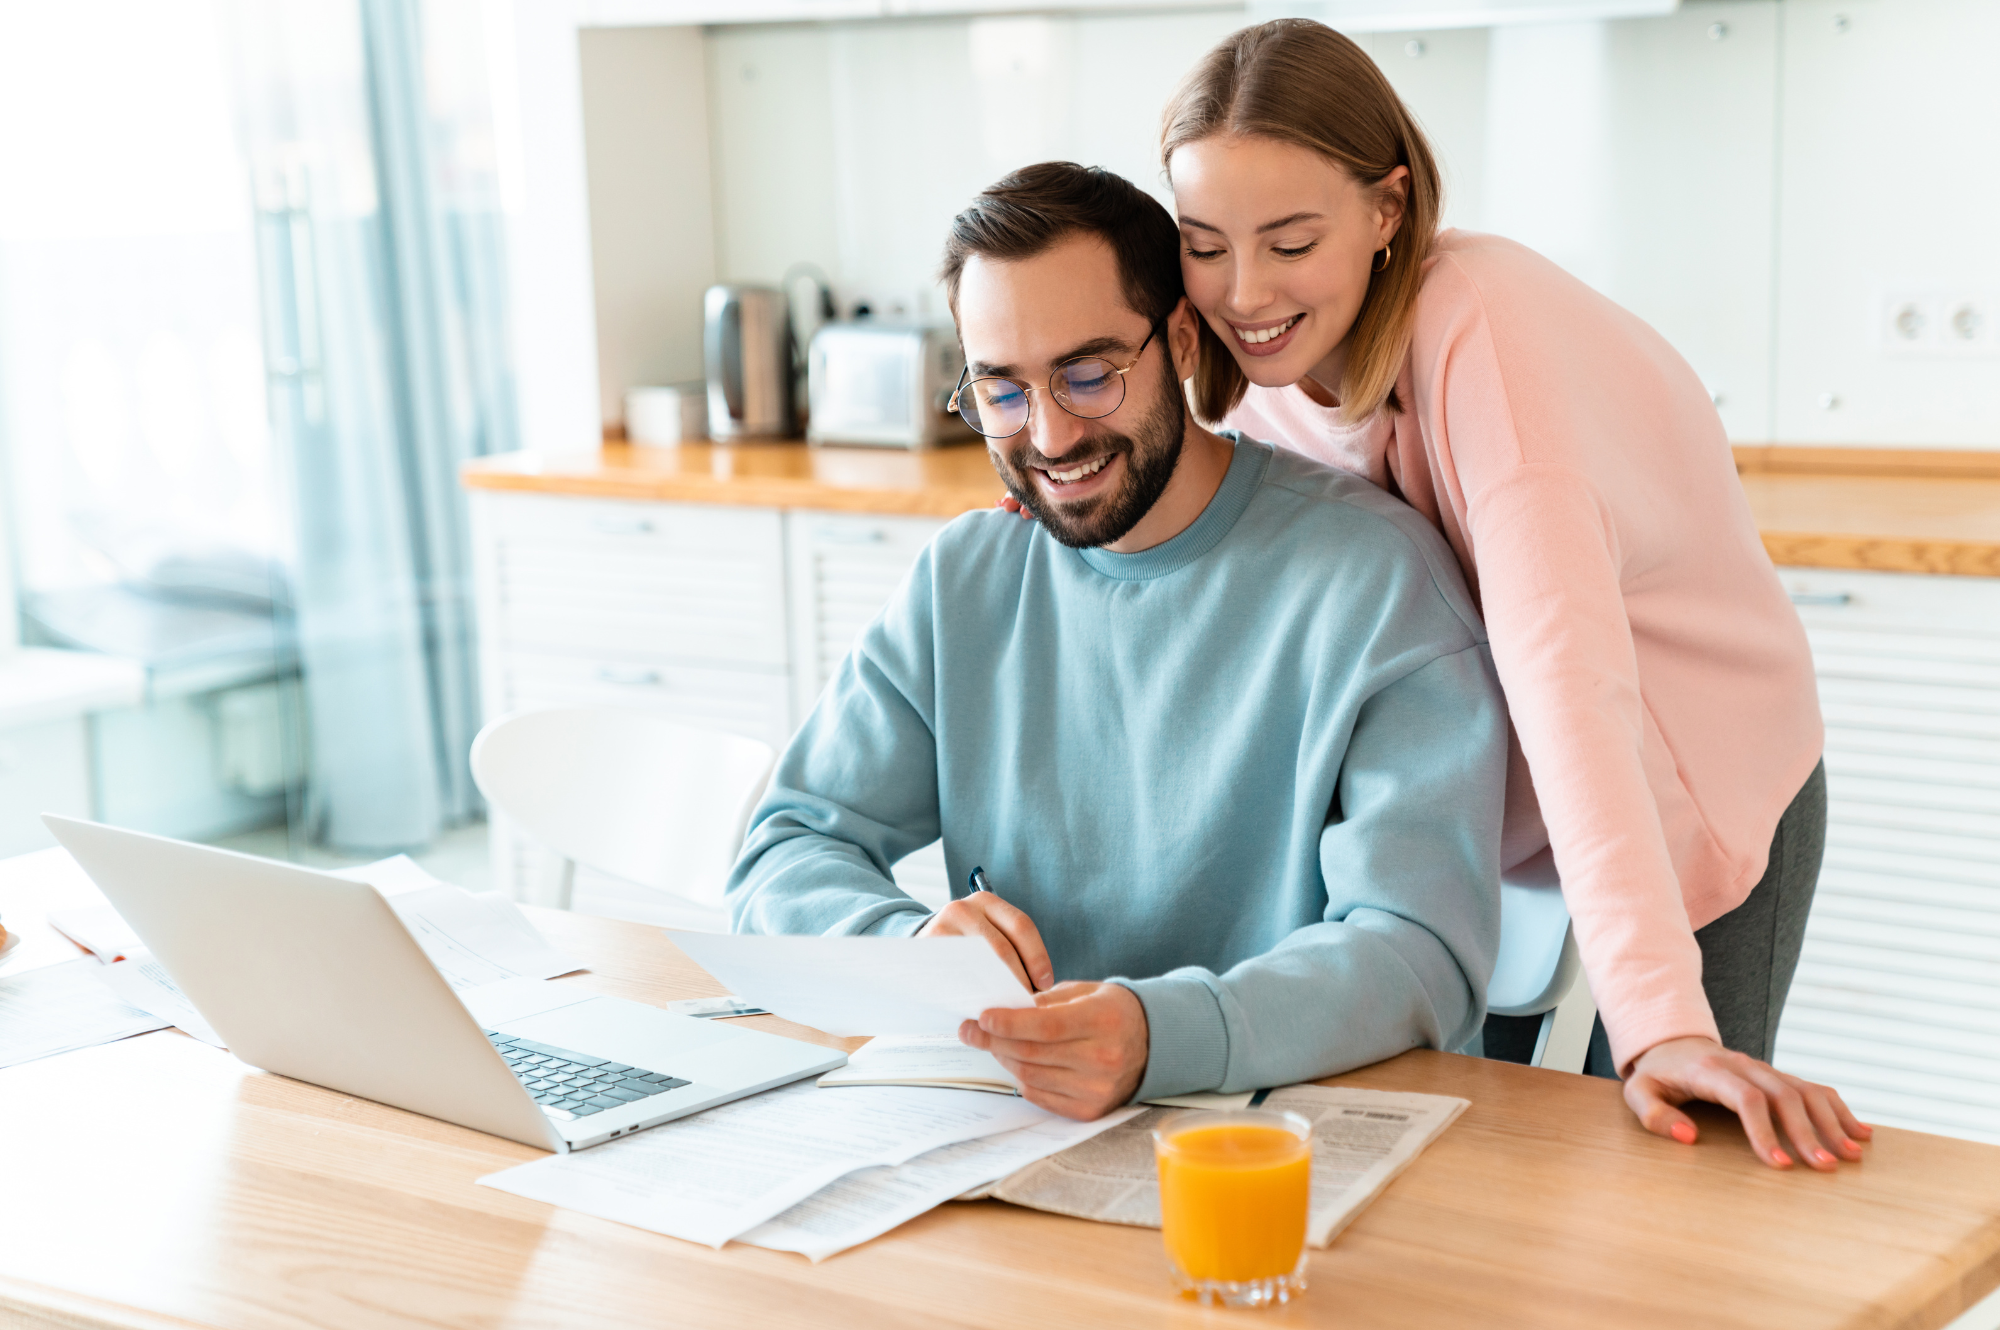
[1483,760,1828,1077]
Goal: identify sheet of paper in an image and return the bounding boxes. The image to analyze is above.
[1143,1090,1257,1110]
[478,1080,1053,1248]
[386,885,584,990]
[988,1083,1468,1247]
[327,854,443,897]
[665,933,1037,1037]
[817,1034,1018,1092]
[737,1106,1143,1262]
[47,906,143,963]
[91,953,226,1047]
[459,975,599,1028]
[0,959,168,1069]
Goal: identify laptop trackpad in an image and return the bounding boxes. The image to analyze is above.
[500,996,742,1079]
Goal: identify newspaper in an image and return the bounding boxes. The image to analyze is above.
[985,1084,1468,1247]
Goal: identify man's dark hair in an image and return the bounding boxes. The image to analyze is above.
[939,162,1184,324]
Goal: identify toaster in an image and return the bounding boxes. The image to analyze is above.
[806,322,978,450]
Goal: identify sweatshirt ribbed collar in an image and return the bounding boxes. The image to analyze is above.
[1077,435,1270,583]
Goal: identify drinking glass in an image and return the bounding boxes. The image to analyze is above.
[1152,1108,1312,1309]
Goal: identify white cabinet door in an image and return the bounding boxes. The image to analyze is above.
[784,509,952,910]
[784,510,948,721]
[1773,567,2000,1145]
[480,492,788,670]
[470,491,794,908]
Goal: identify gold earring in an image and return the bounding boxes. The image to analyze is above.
[1372,244,1392,273]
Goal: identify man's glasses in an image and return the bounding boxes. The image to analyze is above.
[948,319,1164,440]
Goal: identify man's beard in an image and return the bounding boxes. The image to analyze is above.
[991,364,1187,550]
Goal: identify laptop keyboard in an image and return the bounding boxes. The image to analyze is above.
[482,1029,692,1122]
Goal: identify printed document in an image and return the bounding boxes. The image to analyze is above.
[385,884,582,990]
[47,905,143,963]
[987,1084,1468,1247]
[736,1106,1143,1262]
[665,933,1037,1037]
[478,1080,1053,1247]
[333,856,582,990]
[0,959,167,1069]
[91,953,226,1047]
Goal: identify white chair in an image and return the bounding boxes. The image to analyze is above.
[469,707,777,925]
[1485,847,1598,1073]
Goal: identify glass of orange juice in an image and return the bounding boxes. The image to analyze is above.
[1152,1108,1312,1309]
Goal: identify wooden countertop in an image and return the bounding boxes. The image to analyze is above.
[462,440,1006,519]
[461,441,2000,577]
[1736,447,2000,577]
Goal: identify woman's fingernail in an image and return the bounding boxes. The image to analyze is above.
[1670,1122,1696,1144]
[1814,1149,1836,1165]
[1843,1138,1861,1151]
[1772,1149,1793,1166]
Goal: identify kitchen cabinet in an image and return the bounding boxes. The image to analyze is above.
[1773,566,2000,1145]
[469,488,950,915]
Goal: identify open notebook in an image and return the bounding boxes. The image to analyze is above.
[819,1035,1254,1110]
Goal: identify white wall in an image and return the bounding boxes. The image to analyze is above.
[577,0,2000,447]
[579,25,719,424]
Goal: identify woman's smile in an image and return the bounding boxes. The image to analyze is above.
[1229,313,1306,356]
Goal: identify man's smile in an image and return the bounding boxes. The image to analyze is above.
[1030,450,1122,499]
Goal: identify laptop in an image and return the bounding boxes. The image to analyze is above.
[43,816,845,1153]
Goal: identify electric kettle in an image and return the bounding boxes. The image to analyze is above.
[703,284,795,440]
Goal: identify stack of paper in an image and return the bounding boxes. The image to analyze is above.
[0,959,168,1069]
[736,1108,1142,1261]
[478,1079,1101,1248]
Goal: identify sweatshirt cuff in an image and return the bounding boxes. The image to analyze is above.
[1605,997,1722,1078]
[1114,971,1229,1101]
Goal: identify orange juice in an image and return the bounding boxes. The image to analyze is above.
[1154,1110,1311,1304]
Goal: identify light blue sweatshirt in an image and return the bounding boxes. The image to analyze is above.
[728,437,1506,1099]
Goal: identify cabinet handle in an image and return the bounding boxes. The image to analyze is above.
[1789,591,1853,607]
[591,516,655,536]
[595,665,663,687]
[815,527,886,545]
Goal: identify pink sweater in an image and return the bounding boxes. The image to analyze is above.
[1224,230,1823,1071]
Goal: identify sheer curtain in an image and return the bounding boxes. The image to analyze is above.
[227,0,518,851]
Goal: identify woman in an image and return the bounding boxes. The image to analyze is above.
[1161,18,1862,1168]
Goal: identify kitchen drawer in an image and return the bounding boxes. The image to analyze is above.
[481,492,787,667]
[1780,566,2000,631]
[1772,566,2000,1144]
[785,510,948,721]
[493,648,792,755]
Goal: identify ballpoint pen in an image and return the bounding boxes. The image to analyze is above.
[969,865,996,897]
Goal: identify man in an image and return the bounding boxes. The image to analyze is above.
[728,162,1506,1121]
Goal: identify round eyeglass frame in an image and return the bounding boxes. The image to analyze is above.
[948,318,1165,440]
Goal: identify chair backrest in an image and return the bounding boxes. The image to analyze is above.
[469,707,776,908]
[1487,847,1582,1018]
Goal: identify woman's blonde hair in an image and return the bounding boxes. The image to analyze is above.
[1162,18,1442,426]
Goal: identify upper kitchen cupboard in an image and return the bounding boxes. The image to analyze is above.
[507,0,2000,453]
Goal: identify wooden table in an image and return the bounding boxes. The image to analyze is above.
[5,848,2000,1330]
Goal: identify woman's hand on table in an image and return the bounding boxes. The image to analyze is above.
[1625,1036,1872,1170]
